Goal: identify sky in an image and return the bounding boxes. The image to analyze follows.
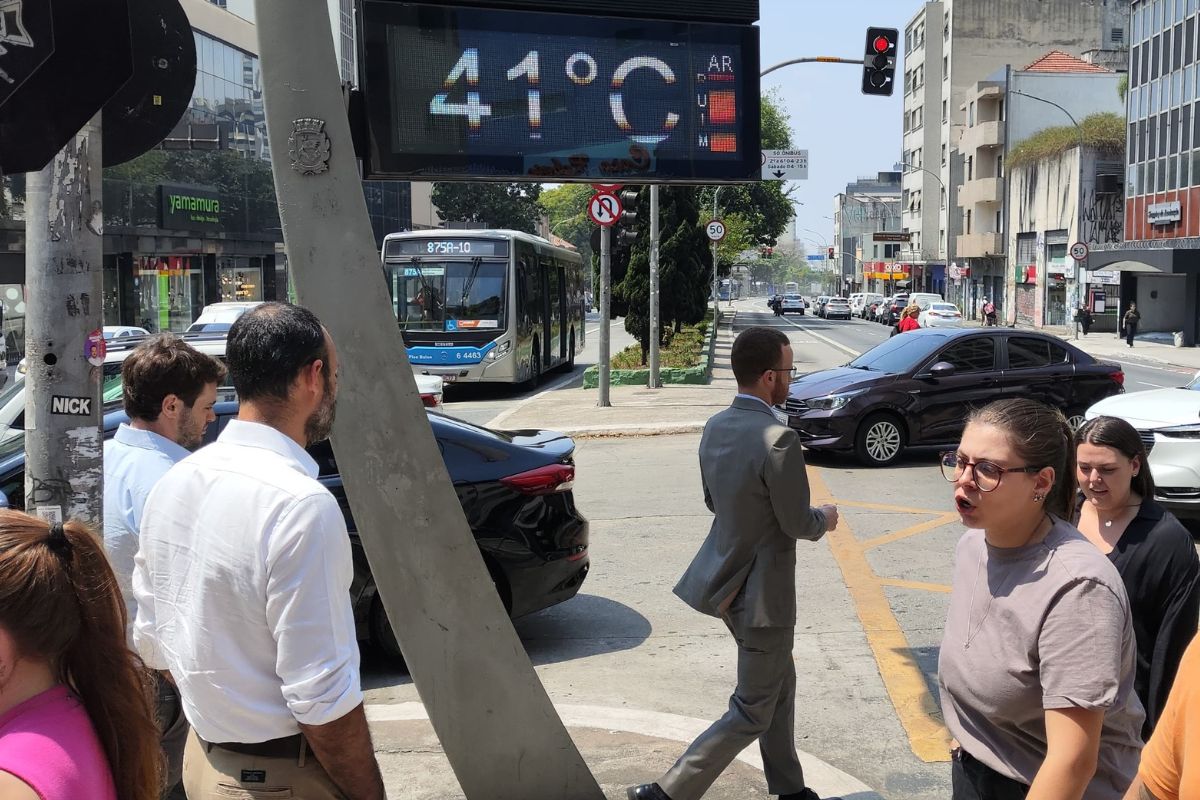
[758,0,908,254]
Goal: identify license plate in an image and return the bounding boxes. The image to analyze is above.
[441,374,457,383]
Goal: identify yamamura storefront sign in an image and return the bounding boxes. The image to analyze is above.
[159,184,223,232]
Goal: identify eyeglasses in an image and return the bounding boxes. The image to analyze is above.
[765,367,797,378]
[939,451,1043,492]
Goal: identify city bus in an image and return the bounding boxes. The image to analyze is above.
[783,281,800,295]
[380,229,586,385]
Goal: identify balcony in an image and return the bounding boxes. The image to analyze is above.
[956,232,1004,258]
[959,120,1005,153]
[957,177,1003,207]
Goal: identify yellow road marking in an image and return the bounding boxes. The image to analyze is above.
[810,467,952,763]
[861,512,962,550]
[835,500,946,515]
[879,578,953,594]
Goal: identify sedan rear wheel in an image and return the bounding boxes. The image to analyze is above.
[855,413,906,466]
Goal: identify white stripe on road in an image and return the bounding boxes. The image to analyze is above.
[1135,381,1168,388]
[775,315,863,358]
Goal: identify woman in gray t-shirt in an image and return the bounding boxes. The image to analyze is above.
[938,399,1144,800]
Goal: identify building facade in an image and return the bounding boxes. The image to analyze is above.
[958,52,1125,322]
[902,0,1131,314]
[1088,0,1200,345]
[834,172,903,295]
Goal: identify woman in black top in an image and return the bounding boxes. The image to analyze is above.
[1123,303,1141,347]
[1075,416,1200,738]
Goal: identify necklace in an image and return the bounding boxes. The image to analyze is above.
[964,515,1049,649]
[1098,502,1141,528]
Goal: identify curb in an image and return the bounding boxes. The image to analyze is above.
[557,422,708,439]
[364,701,880,799]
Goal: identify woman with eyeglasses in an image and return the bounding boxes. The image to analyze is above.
[0,512,162,800]
[1074,416,1200,740]
[938,398,1144,800]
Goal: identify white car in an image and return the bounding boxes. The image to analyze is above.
[1086,373,1200,518]
[780,294,806,314]
[918,302,964,328]
[823,298,852,320]
[103,326,150,340]
[186,301,264,333]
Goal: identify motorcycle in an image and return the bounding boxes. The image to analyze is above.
[772,298,783,316]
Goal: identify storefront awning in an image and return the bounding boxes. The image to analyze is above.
[1085,259,1166,274]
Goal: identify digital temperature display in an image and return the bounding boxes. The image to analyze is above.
[360,2,760,183]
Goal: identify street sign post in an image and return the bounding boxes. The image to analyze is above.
[588,192,623,227]
[706,219,728,241]
[1070,241,1090,261]
[761,149,808,181]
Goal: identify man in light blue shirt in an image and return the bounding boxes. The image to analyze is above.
[103,334,225,800]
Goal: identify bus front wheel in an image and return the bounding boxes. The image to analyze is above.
[528,342,541,388]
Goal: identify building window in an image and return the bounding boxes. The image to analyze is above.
[942,143,947,166]
[967,155,974,180]
[995,210,1002,232]
[941,188,946,208]
[942,99,948,122]
[944,55,949,77]
[996,154,1003,178]
[965,210,972,234]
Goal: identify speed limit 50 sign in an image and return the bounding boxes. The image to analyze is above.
[705,219,727,242]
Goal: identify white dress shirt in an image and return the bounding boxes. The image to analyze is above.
[133,420,362,743]
[103,423,190,640]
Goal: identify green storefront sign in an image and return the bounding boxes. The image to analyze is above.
[159,184,223,231]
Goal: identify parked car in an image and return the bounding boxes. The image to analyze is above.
[918,302,964,328]
[814,296,831,317]
[823,298,853,320]
[907,292,945,312]
[185,301,265,333]
[882,294,910,325]
[783,328,1125,466]
[0,400,589,664]
[1086,371,1200,519]
[847,293,865,316]
[780,294,807,314]
[103,326,150,340]
[855,293,885,319]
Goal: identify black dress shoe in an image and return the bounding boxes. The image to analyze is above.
[780,790,841,800]
[626,783,673,800]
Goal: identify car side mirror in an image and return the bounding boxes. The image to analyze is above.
[928,361,956,379]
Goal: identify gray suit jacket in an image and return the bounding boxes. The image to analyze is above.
[673,397,828,628]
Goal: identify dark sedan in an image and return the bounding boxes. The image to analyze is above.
[783,328,1125,466]
[0,401,590,666]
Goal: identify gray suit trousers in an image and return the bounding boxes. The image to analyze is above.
[659,623,805,800]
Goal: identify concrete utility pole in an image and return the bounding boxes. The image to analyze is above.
[712,187,722,322]
[598,224,612,407]
[23,114,105,527]
[648,184,661,388]
[253,2,602,798]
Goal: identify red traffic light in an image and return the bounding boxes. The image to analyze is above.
[873,35,891,53]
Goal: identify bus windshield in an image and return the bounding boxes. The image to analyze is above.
[388,260,507,332]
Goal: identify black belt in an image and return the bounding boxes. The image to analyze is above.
[204,733,305,759]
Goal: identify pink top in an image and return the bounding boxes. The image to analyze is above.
[0,685,117,800]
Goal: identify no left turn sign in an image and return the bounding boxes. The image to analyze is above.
[705,219,727,242]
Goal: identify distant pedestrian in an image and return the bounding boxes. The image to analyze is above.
[1124,304,1141,347]
[104,334,225,799]
[1075,416,1200,740]
[134,303,386,800]
[0,512,162,800]
[1076,304,1093,336]
[982,297,997,327]
[897,304,921,333]
[939,398,1144,799]
[627,326,839,800]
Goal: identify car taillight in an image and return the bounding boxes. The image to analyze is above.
[501,463,575,495]
[1110,370,1125,386]
[420,392,442,408]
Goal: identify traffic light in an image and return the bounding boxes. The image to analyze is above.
[862,27,898,96]
[827,247,835,259]
[616,189,640,247]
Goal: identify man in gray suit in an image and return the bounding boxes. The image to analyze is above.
[628,326,839,800]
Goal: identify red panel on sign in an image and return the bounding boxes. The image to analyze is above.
[708,91,736,124]
[709,134,738,152]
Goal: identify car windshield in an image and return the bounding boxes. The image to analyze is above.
[1187,373,1200,390]
[931,303,958,312]
[187,322,233,333]
[847,333,948,374]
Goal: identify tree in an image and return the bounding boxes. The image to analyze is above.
[540,184,593,259]
[432,182,544,233]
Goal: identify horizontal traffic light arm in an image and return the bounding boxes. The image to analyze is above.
[760,57,867,77]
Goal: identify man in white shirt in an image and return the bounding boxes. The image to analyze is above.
[134,302,385,800]
[103,334,224,800]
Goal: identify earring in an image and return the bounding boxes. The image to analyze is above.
[1033,493,1045,502]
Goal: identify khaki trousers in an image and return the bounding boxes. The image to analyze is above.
[182,730,347,800]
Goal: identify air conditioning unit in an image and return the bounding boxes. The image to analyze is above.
[1094,174,1122,194]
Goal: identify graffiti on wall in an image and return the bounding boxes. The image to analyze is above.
[1081,189,1123,245]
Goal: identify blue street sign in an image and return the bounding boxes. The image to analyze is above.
[806,254,825,261]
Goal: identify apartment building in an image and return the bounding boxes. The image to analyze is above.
[901,0,1131,307]
[1087,0,1200,345]
[833,172,903,294]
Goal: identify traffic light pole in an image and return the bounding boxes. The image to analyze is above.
[598,224,612,407]
[648,185,661,389]
[712,188,722,322]
[23,113,105,527]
